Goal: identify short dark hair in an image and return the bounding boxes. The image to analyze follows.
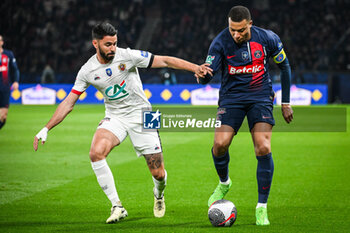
[228,6,251,22]
[92,22,117,40]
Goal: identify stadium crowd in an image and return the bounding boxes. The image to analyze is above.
[151,0,350,73]
[1,0,349,83]
[1,0,146,75]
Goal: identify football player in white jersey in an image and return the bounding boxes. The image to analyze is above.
[33,22,212,223]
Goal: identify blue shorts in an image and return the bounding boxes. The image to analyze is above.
[0,87,10,108]
[216,103,275,133]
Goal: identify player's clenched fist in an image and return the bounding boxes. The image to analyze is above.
[281,104,293,123]
[195,63,212,78]
[33,127,48,151]
[195,63,213,83]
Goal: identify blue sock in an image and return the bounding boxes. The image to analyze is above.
[256,153,274,203]
[212,148,230,182]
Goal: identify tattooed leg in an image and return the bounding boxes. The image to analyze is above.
[144,152,167,201]
[144,152,165,180]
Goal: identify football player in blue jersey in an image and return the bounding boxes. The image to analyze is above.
[195,6,293,225]
[0,35,20,129]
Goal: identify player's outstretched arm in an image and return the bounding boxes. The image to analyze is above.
[151,55,212,77]
[33,92,79,151]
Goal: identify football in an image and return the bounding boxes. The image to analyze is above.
[208,199,237,227]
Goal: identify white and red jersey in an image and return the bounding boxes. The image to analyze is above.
[72,48,153,116]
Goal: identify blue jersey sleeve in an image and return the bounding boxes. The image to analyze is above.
[266,30,286,64]
[278,58,291,103]
[266,30,291,103]
[200,40,223,84]
[206,40,223,74]
[8,51,20,83]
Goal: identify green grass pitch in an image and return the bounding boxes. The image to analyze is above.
[0,104,349,232]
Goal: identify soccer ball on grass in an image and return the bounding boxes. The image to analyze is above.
[208,199,237,227]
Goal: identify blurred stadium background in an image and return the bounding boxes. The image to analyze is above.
[1,1,350,232]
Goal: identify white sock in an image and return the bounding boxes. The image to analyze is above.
[220,177,231,185]
[91,159,120,207]
[256,203,267,209]
[153,170,167,198]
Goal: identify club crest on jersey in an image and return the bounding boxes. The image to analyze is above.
[205,55,215,64]
[106,68,112,76]
[217,108,226,115]
[118,63,126,71]
[105,80,129,100]
[242,51,249,61]
[254,50,262,59]
[141,51,149,57]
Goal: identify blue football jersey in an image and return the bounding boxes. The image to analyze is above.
[0,49,20,87]
[205,26,287,107]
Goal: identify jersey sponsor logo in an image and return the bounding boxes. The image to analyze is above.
[254,50,262,59]
[205,55,215,64]
[227,55,236,59]
[141,51,149,57]
[106,68,112,76]
[241,51,249,61]
[273,49,286,64]
[228,64,263,75]
[118,63,126,71]
[104,80,129,100]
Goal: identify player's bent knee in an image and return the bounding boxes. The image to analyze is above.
[89,143,110,162]
[89,149,105,162]
[90,135,116,162]
[255,143,271,156]
[213,140,230,156]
